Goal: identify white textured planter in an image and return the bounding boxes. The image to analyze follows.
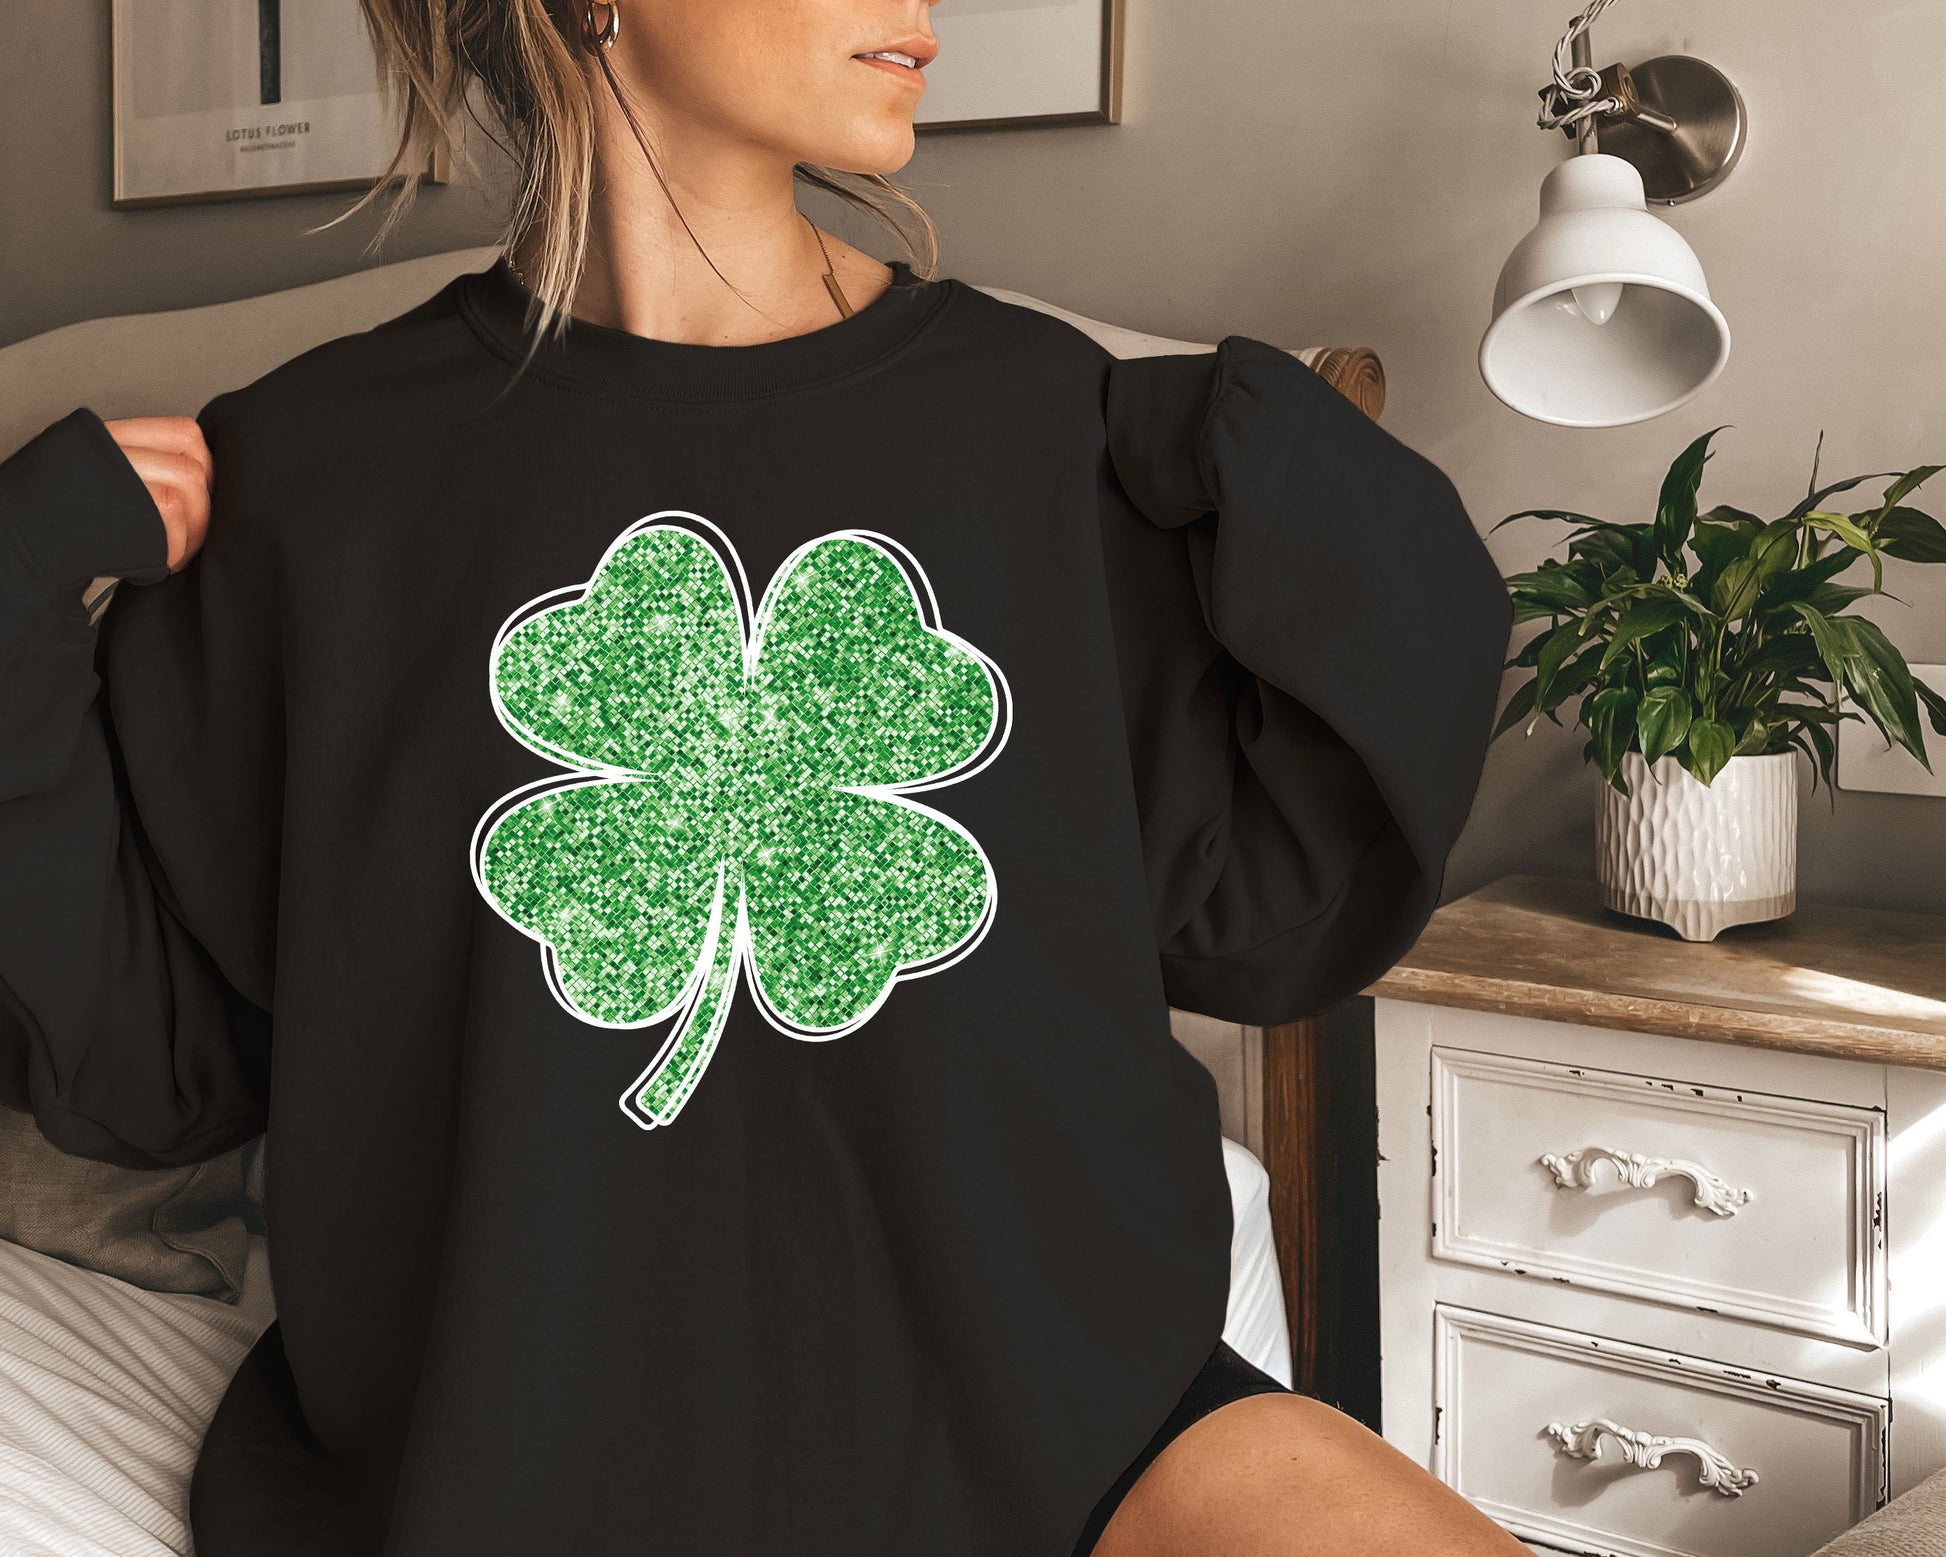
[1595,751,1798,941]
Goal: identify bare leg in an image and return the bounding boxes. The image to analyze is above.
[1090,1393,1526,1557]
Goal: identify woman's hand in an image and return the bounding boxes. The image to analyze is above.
[103,416,212,572]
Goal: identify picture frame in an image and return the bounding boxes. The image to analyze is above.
[110,0,445,209]
[915,0,1124,132]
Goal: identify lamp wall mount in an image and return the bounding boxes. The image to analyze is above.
[1565,53,1747,205]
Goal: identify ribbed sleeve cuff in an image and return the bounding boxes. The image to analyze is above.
[0,407,170,600]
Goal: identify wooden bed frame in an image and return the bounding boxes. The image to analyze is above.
[1263,1017,1336,1397]
[1291,347,1386,422]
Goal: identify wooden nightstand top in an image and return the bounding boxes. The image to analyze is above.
[1363,873,1946,1070]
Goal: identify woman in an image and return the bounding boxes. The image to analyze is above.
[0,1,1519,1552]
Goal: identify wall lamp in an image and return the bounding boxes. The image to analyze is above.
[1479,0,1747,427]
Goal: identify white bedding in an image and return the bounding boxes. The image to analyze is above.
[0,1232,274,1556]
[1218,1138,1296,1390]
[0,1139,1290,1556]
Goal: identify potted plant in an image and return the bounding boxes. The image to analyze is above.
[1492,428,1946,940]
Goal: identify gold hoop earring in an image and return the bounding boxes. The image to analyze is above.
[584,2,619,50]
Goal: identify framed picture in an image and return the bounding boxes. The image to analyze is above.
[110,0,445,208]
[916,0,1124,131]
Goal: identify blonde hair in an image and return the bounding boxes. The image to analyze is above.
[337,0,940,364]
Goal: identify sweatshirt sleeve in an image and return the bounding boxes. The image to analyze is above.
[1099,337,1509,1027]
[0,405,278,1168]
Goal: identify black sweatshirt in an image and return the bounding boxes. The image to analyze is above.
[0,257,1509,1556]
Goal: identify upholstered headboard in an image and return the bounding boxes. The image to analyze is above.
[0,245,1384,461]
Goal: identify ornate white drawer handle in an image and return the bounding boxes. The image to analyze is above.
[1539,1146,1754,1217]
[1544,1417,1759,1496]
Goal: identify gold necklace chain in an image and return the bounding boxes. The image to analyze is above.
[805,214,854,319]
[502,217,853,321]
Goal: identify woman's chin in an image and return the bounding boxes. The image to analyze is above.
[817,121,917,177]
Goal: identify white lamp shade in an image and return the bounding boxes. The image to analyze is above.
[1480,154,1731,428]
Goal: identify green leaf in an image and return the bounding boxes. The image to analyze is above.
[1784,731,1817,788]
[1781,701,1855,726]
[1786,601,1854,692]
[1732,716,1772,756]
[1509,631,1551,670]
[1916,677,1946,739]
[1699,505,1764,528]
[1629,528,1660,579]
[1806,714,1838,796]
[1568,526,1646,574]
[1491,507,1620,534]
[1538,646,1606,717]
[1878,506,1946,563]
[1756,549,1865,610]
[1655,427,1727,571]
[1685,718,1736,785]
[1753,519,1804,573]
[1867,466,1945,523]
[1532,627,1583,706]
[1644,639,1684,688]
[1492,676,1539,739]
[1805,510,1883,590]
[1688,517,1759,593]
[1588,686,1639,782]
[1636,686,1693,766]
[1799,582,1875,615]
[1505,559,1595,612]
[1734,633,1822,680]
[1788,724,1832,799]
[1839,617,1930,769]
[1599,593,1694,670]
[1784,470,1906,524]
[1711,558,1760,621]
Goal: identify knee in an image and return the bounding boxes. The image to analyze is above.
[1098,1393,1526,1557]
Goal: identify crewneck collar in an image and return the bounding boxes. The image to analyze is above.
[457,252,956,404]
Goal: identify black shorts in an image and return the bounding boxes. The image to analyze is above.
[1071,1339,1293,1554]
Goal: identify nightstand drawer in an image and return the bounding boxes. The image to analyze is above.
[1431,1047,1885,1346]
[1435,1306,1887,1557]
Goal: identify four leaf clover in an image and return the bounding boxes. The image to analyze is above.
[470,514,1011,1129]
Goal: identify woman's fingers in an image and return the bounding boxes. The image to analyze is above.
[102,416,213,572]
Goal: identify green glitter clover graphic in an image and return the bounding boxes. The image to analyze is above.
[469,513,1012,1130]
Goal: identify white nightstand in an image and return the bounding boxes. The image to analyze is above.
[1366,875,1946,1557]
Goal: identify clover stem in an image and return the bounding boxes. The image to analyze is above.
[622,860,743,1128]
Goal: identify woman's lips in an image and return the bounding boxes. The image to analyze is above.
[853,54,927,86]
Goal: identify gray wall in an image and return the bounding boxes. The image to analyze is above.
[0,1,507,345]
[6,0,1943,914]
[886,0,1946,918]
